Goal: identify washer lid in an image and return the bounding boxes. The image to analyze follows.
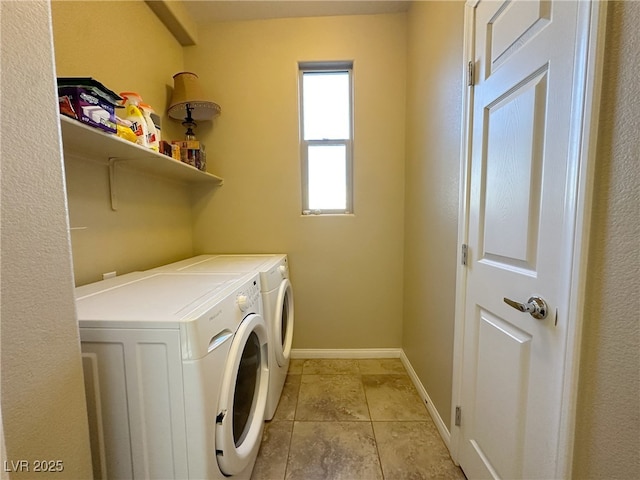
[76,272,251,323]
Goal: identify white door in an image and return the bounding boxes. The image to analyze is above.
[454,1,603,478]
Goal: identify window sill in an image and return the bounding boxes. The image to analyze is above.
[299,213,356,218]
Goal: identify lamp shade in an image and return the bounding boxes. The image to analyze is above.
[168,72,220,121]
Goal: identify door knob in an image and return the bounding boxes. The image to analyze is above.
[503,296,549,320]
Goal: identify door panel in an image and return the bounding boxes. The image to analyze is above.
[472,309,532,479]
[487,0,551,74]
[481,68,547,271]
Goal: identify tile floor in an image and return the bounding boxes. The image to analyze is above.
[251,358,466,480]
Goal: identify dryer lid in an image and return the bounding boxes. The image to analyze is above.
[176,254,285,274]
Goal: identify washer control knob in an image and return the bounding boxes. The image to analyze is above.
[237,294,249,312]
[279,265,288,278]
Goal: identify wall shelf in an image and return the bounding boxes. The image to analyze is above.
[59,116,223,210]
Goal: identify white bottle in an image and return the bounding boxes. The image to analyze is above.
[150,112,162,143]
[140,102,159,151]
[119,92,149,148]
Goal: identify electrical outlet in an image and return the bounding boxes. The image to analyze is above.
[102,271,116,280]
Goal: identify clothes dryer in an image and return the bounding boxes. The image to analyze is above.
[149,254,294,420]
[76,270,268,479]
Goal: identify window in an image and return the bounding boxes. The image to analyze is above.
[299,62,353,214]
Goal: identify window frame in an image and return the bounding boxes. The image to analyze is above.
[299,61,354,215]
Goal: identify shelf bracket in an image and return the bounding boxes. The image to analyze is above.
[108,158,124,211]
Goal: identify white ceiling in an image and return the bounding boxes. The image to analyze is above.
[182,1,411,24]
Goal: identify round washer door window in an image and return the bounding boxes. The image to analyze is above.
[274,279,294,367]
[233,330,260,445]
[216,313,269,476]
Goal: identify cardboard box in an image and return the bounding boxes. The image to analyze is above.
[172,140,201,168]
[57,78,121,134]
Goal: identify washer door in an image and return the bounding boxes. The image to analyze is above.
[273,279,294,367]
[216,313,269,476]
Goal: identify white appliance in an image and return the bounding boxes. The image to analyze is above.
[76,270,269,480]
[149,254,294,420]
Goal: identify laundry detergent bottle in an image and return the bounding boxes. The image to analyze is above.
[120,92,149,148]
[140,102,159,151]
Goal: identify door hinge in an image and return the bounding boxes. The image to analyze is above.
[467,60,474,87]
[461,244,468,266]
[455,406,462,426]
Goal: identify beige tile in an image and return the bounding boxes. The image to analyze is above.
[272,375,300,421]
[302,358,359,374]
[362,374,429,421]
[286,422,383,480]
[373,421,466,479]
[296,374,370,421]
[254,359,464,480]
[251,421,293,480]
[357,358,406,374]
[288,359,304,375]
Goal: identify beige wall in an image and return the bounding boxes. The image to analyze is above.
[185,14,407,349]
[0,2,92,477]
[51,1,194,285]
[402,1,465,430]
[573,1,640,477]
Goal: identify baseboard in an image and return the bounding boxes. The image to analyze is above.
[399,350,452,450]
[290,348,401,359]
[289,348,452,451]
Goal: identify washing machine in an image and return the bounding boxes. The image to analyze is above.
[76,270,269,479]
[149,254,294,420]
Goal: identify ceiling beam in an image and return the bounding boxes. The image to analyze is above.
[145,0,198,46]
